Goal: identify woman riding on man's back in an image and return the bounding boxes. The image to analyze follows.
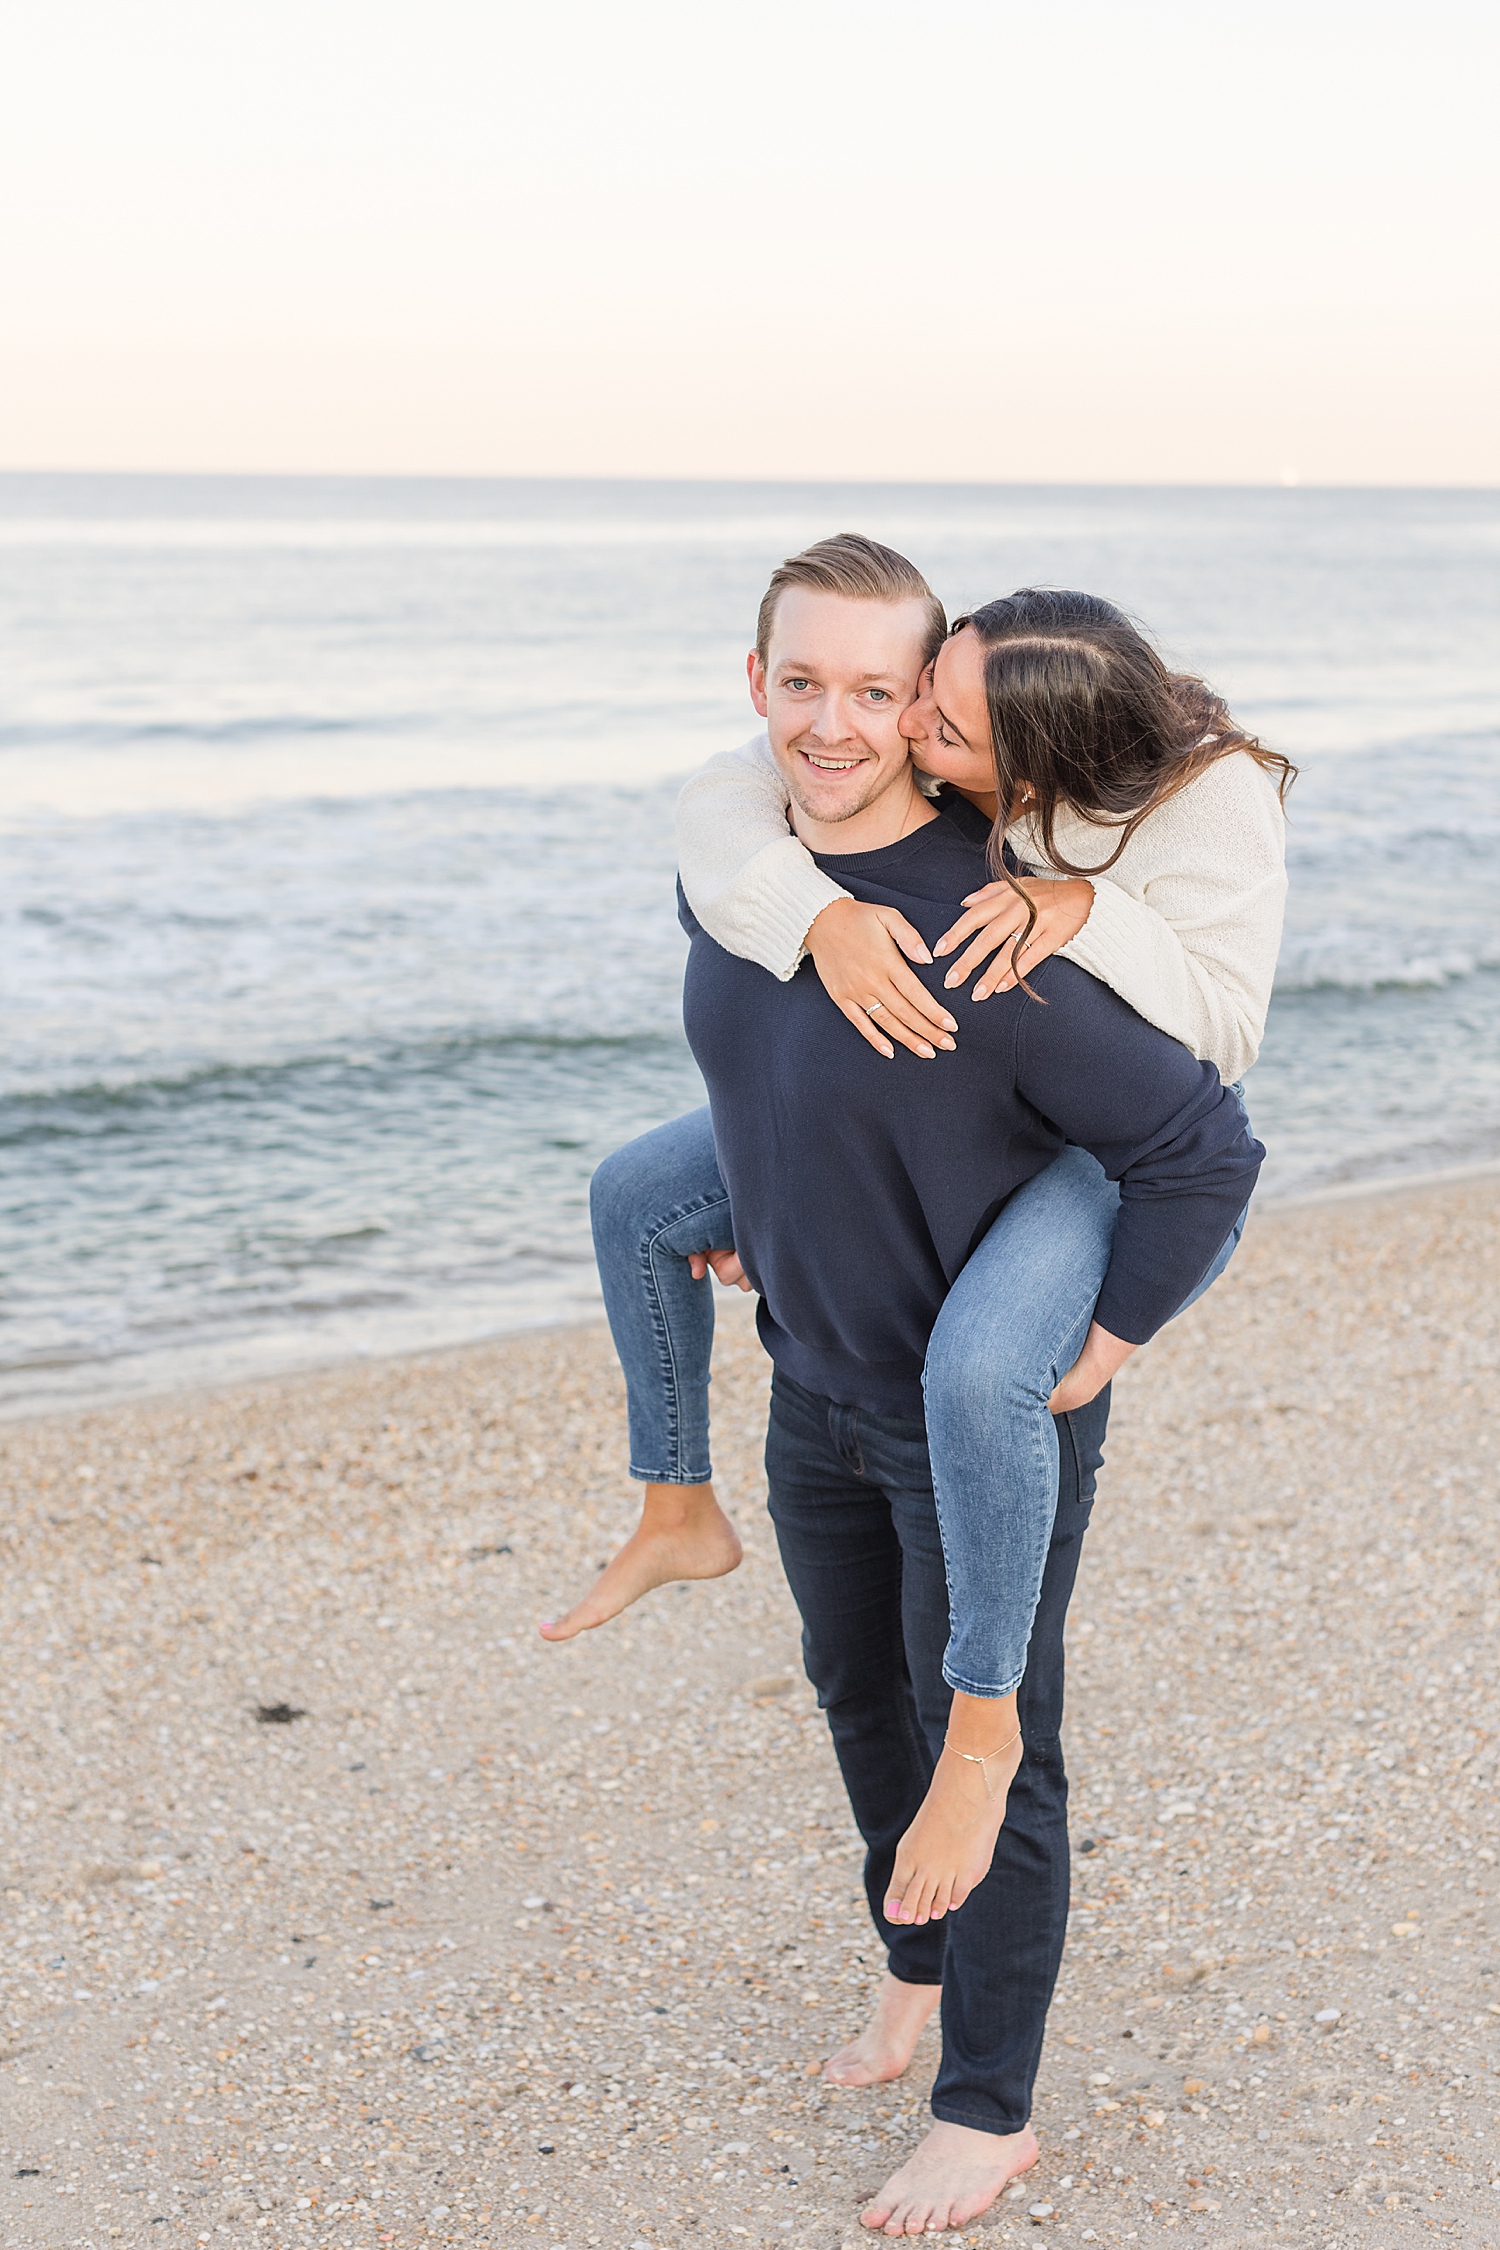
[544,532,1289,1940]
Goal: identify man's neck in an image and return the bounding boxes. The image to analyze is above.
[788,771,939,856]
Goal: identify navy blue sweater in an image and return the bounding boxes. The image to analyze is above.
[680,795,1264,1417]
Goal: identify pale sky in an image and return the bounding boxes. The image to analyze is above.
[2,0,1496,484]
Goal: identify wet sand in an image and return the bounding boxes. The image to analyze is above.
[2,1175,1498,2250]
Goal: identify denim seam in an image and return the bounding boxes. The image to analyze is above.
[883,1479,939,1974]
[930,1853,1064,2127]
[941,1383,1054,1698]
[629,1190,733,1485]
[928,1294,1096,1698]
[942,1662,1027,1700]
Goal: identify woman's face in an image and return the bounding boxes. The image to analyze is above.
[899,626,997,806]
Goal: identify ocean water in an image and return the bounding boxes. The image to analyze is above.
[2,475,1498,1414]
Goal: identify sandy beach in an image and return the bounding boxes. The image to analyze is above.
[3,1173,1498,2250]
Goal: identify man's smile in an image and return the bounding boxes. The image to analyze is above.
[801,749,866,771]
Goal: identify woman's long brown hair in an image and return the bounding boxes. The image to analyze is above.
[952,589,1297,995]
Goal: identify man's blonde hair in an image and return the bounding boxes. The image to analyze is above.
[755,533,946,665]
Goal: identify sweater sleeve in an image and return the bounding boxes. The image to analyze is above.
[1025,758,1288,1084]
[1014,962,1265,1344]
[675,733,852,981]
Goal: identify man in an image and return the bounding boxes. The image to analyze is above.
[668,542,1261,2232]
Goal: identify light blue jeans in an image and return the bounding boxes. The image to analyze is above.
[589,1106,1245,1697]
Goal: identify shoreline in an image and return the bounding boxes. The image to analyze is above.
[5,1151,1498,1431]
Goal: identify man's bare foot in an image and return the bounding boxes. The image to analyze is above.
[861,2119,1038,2234]
[885,1691,1022,1926]
[822,1971,941,2087]
[538,1483,741,1642]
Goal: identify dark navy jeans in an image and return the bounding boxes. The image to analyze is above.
[764,1368,1109,2135]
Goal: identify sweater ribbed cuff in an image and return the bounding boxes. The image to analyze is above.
[731,842,850,982]
[1056,878,1141,989]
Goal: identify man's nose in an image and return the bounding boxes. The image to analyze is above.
[809,694,857,747]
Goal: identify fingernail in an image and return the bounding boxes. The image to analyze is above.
[933,939,950,955]
[940,1014,957,1031]
[943,971,960,988]
[914,947,932,963]
[939,1037,955,1051]
[973,987,989,1001]
[918,1045,935,1059]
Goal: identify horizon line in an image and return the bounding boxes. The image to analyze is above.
[1,467,1498,494]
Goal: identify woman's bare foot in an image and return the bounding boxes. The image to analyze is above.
[822,1971,941,2087]
[884,1692,1022,1926]
[538,1483,742,1642]
[861,2120,1038,2234]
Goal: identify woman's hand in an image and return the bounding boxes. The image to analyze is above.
[934,876,1095,1000]
[1048,1321,1136,1414]
[805,898,959,1061]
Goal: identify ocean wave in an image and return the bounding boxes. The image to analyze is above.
[1274,951,1500,997]
[0,712,399,751]
[0,1027,694,1125]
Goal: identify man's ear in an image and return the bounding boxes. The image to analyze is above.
[747,648,770,719]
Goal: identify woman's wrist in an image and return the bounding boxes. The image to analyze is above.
[804,895,861,956]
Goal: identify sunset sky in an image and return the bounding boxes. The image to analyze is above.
[3,0,1496,483]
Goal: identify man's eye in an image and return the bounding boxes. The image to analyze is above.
[867,689,890,703]
[783,677,811,692]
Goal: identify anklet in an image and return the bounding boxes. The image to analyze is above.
[944,1728,1021,1799]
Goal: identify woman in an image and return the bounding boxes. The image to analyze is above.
[548,581,1291,1941]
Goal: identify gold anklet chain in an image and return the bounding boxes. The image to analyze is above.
[943,1728,1022,1799]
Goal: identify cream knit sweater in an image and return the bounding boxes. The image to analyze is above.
[676,733,1288,1084]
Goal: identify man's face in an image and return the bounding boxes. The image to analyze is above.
[748,588,932,830]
